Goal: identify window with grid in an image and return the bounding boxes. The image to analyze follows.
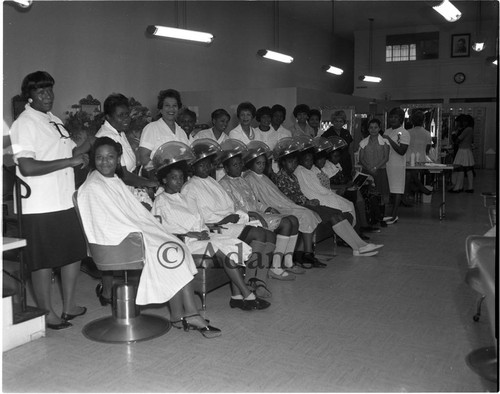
[386,32,439,62]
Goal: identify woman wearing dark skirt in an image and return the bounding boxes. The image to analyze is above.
[9,71,90,330]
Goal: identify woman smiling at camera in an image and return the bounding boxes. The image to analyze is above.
[138,89,189,169]
[10,71,90,330]
[78,137,221,338]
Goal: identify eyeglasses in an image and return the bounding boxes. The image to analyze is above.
[50,121,70,139]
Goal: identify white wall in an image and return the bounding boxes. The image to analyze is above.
[3,1,354,126]
[352,19,498,167]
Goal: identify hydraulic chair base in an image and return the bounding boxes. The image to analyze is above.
[82,283,170,344]
[465,346,498,383]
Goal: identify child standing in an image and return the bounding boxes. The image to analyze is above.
[359,118,391,227]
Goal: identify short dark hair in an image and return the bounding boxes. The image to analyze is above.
[178,108,197,121]
[157,89,182,110]
[21,71,55,100]
[271,104,286,118]
[211,108,230,121]
[308,109,321,120]
[90,137,124,177]
[410,110,425,127]
[368,118,381,128]
[236,102,256,118]
[156,161,189,184]
[103,93,129,117]
[389,107,405,123]
[293,104,310,118]
[256,106,272,122]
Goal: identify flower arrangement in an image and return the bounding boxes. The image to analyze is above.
[64,95,104,141]
[128,97,152,134]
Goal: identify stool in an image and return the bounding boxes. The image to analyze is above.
[73,192,170,344]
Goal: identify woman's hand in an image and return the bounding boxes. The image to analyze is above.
[70,153,89,168]
[218,214,240,225]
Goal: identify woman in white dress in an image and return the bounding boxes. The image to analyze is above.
[294,137,357,222]
[193,108,231,181]
[228,102,262,144]
[218,139,304,281]
[273,138,383,257]
[181,139,276,303]
[96,93,157,209]
[138,89,189,170]
[151,141,269,311]
[382,108,410,224]
[290,104,315,138]
[79,137,221,338]
[243,141,323,268]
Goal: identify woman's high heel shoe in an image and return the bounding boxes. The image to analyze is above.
[181,313,221,339]
[95,283,112,306]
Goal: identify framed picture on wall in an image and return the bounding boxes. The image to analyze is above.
[451,34,470,58]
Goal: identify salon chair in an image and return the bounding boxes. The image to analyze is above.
[464,235,497,383]
[73,192,170,344]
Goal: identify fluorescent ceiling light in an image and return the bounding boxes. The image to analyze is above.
[432,0,462,22]
[12,0,32,7]
[323,65,344,75]
[146,25,214,44]
[472,42,485,52]
[257,49,293,64]
[359,75,382,83]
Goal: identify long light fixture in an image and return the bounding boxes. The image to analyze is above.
[359,75,382,83]
[146,25,214,44]
[322,65,344,75]
[359,18,382,83]
[432,0,462,22]
[322,1,343,77]
[257,49,293,64]
[472,1,485,52]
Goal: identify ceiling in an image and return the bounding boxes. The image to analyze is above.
[282,0,499,41]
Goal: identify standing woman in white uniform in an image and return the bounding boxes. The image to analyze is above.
[138,89,189,169]
[9,71,89,330]
[382,107,410,224]
[193,109,231,181]
[228,102,261,144]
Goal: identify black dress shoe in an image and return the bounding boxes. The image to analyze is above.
[303,253,327,268]
[230,296,270,311]
[449,189,463,193]
[360,233,370,241]
[61,307,87,321]
[95,283,112,306]
[465,189,474,193]
[47,321,73,330]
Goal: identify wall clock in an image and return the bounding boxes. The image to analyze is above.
[454,72,466,84]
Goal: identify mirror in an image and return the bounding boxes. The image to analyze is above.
[391,103,442,162]
[319,106,355,136]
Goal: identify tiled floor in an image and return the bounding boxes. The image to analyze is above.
[2,170,497,392]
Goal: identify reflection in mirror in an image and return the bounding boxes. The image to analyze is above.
[318,106,356,136]
[393,104,442,163]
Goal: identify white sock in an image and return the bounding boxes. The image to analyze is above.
[272,234,288,270]
[283,234,298,268]
[244,293,256,300]
[231,295,243,300]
